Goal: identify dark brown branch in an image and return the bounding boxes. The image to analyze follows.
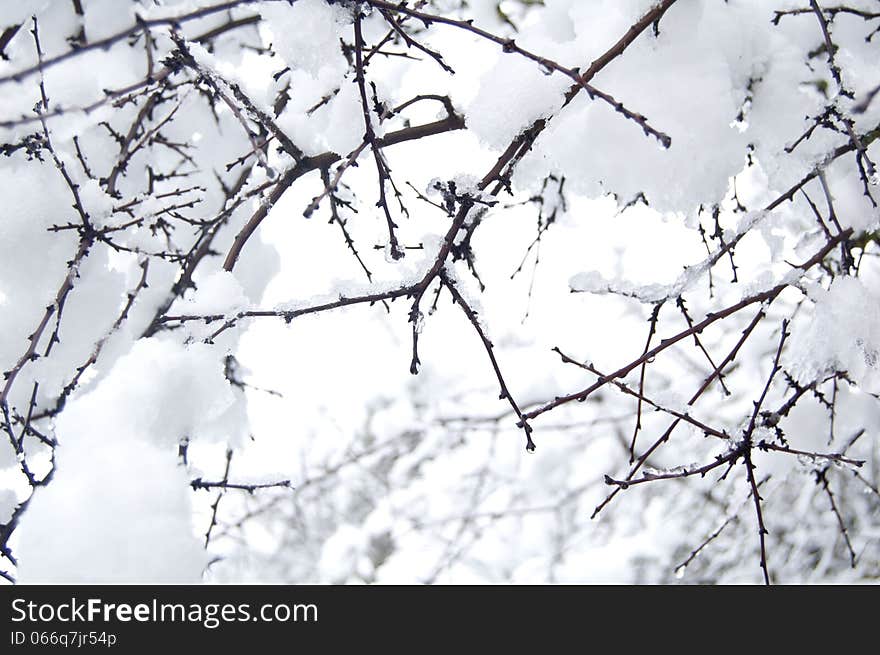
[367,0,675,148]
[0,0,261,86]
[222,113,465,271]
[0,13,262,129]
[816,469,857,567]
[630,302,664,461]
[191,477,291,493]
[353,13,403,260]
[554,350,730,440]
[441,270,536,452]
[756,441,864,468]
[740,322,790,586]
[526,232,851,422]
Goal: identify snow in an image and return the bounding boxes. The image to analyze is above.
[183,270,249,317]
[260,0,352,80]
[0,160,82,407]
[15,435,207,583]
[0,0,53,26]
[787,277,880,394]
[0,441,17,471]
[82,0,136,41]
[569,270,672,303]
[318,524,367,584]
[52,337,245,449]
[505,1,750,212]
[0,489,17,524]
[77,177,116,229]
[12,333,250,582]
[1,0,879,586]
[26,247,127,404]
[322,76,374,157]
[465,54,571,151]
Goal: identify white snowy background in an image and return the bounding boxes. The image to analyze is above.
[0,0,878,584]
